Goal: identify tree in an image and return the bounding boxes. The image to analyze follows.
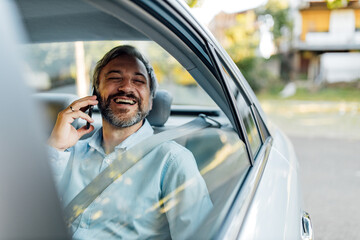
[326,0,349,9]
[256,0,293,83]
[184,0,203,8]
[256,0,292,43]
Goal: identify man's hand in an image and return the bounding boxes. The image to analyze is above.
[48,95,98,151]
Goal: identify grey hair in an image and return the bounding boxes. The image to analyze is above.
[92,45,158,97]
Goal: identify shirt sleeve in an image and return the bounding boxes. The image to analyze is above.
[47,146,72,184]
[161,147,213,240]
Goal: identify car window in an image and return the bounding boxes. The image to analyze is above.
[217,57,262,157]
[24,40,216,107]
[236,94,262,156]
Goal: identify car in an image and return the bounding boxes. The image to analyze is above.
[0,0,313,239]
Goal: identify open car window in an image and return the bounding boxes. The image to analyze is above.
[25,39,252,239]
[25,41,217,107]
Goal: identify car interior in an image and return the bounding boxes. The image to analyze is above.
[15,0,254,238]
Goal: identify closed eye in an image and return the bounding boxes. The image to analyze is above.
[133,79,145,84]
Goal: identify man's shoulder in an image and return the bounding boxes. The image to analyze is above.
[156,140,189,154]
[153,140,195,164]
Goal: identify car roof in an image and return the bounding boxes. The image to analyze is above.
[16,0,148,42]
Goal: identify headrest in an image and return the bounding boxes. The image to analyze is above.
[33,90,173,136]
[147,90,173,127]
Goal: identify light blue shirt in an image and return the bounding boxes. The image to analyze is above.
[48,120,212,240]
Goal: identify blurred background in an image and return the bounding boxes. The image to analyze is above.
[189,0,360,239]
[24,0,359,239]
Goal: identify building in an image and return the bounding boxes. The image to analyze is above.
[293,0,360,83]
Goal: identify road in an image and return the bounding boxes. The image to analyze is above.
[262,100,360,240]
[290,136,360,240]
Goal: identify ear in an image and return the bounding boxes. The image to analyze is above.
[94,87,101,98]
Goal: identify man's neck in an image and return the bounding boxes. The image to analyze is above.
[101,119,144,155]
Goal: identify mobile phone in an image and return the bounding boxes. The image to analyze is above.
[86,87,95,129]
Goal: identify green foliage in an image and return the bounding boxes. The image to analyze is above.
[222,0,291,91]
[139,41,196,86]
[235,56,281,93]
[257,83,360,102]
[326,0,349,9]
[221,0,293,92]
[256,0,292,42]
[184,0,203,8]
[225,13,259,62]
[235,57,259,91]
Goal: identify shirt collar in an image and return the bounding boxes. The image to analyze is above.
[88,119,154,155]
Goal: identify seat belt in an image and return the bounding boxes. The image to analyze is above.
[63,115,212,226]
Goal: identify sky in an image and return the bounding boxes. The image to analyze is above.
[190,0,269,25]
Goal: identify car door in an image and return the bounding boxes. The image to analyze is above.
[10,0,308,239]
[121,2,296,239]
[209,46,304,239]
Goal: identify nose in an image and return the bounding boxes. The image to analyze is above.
[117,76,133,92]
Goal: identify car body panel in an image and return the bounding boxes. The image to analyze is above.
[238,128,302,240]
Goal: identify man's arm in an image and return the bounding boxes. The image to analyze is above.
[47,95,97,184]
[47,145,73,185]
[161,147,213,240]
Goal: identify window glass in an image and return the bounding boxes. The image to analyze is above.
[179,128,251,238]
[218,59,262,157]
[236,95,262,156]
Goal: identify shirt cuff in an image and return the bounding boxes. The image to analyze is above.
[47,145,72,179]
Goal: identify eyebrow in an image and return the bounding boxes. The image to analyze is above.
[105,70,146,79]
[105,70,122,77]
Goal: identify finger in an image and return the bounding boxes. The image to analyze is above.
[65,110,94,124]
[68,96,98,112]
[69,100,98,112]
[77,124,95,138]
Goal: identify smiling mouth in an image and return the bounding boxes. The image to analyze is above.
[114,98,136,105]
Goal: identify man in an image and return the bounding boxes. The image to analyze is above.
[47,45,212,239]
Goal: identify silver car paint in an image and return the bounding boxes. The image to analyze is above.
[239,126,303,240]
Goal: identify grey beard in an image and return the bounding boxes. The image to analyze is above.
[98,93,150,128]
[102,107,148,128]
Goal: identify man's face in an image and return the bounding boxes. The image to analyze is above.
[97,54,152,128]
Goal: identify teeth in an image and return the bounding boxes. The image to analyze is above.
[114,98,136,105]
